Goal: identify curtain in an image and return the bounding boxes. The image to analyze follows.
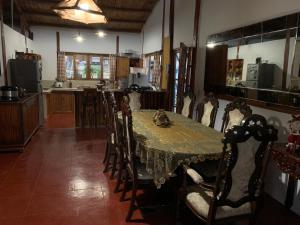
[57,52,66,81]
[109,54,116,80]
[153,53,162,88]
[143,54,149,77]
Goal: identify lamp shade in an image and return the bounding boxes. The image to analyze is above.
[54,0,107,24]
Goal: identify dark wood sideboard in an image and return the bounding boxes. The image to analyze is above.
[0,93,40,152]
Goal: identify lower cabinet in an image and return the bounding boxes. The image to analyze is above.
[0,94,39,152]
[46,92,75,114]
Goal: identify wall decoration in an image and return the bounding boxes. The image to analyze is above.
[227,59,244,86]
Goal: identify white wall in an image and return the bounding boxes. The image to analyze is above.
[173,0,195,48]
[0,24,34,85]
[31,26,141,80]
[197,0,300,215]
[142,0,196,54]
[142,0,164,54]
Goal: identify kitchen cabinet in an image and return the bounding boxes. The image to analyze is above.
[0,94,39,152]
[46,91,75,114]
[116,57,130,78]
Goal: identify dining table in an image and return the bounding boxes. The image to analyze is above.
[119,110,225,188]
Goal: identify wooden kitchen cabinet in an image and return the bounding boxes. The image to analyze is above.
[46,91,75,114]
[116,57,130,78]
[0,94,39,152]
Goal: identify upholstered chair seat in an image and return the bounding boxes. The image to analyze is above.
[186,187,251,219]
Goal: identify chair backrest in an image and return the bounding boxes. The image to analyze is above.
[211,115,277,215]
[109,92,122,154]
[181,88,196,118]
[128,91,141,112]
[101,91,110,130]
[195,92,219,128]
[221,98,252,133]
[121,96,138,178]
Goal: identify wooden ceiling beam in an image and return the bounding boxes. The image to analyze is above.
[28,21,141,33]
[23,12,145,24]
[21,0,152,13]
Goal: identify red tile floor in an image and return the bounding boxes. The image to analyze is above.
[0,114,299,225]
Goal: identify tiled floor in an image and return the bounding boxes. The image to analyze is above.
[0,115,299,225]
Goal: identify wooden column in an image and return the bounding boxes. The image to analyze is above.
[56,31,60,80]
[165,0,175,111]
[191,0,201,92]
[0,0,8,85]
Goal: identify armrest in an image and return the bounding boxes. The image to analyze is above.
[182,165,216,190]
[183,165,204,184]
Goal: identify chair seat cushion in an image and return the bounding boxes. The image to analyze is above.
[186,187,251,219]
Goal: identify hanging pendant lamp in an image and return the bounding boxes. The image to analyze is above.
[54,0,107,24]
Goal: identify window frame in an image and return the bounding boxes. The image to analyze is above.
[64,52,110,80]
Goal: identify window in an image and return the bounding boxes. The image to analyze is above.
[63,53,110,80]
[75,54,88,79]
[103,57,110,79]
[144,52,162,88]
[65,55,74,79]
[90,56,101,79]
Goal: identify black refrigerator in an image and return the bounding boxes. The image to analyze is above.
[9,59,44,126]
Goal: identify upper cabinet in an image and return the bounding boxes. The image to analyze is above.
[116,57,130,78]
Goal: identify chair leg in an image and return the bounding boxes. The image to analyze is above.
[102,140,109,164]
[126,185,137,222]
[110,153,118,179]
[120,169,129,202]
[103,143,112,173]
[114,160,124,193]
[249,215,256,225]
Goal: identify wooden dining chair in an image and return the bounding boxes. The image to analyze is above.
[180,88,196,118]
[177,114,278,225]
[102,91,110,164]
[103,91,117,175]
[123,89,142,112]
[195,92,219,128]
[108,92,126,192]
[221,98,252,133]
[120,95,155,221]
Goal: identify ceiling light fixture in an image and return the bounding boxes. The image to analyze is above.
[96,31,106,38]
[75,32,84,42]
[53,0,107,24]
[206,42,216,48]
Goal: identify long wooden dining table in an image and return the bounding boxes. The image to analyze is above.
[119,110,225,188]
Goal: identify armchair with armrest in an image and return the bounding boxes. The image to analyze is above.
[177,115,278,225]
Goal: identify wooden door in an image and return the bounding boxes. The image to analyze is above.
[204,45,228,93]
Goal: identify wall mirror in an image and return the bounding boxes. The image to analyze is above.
[205,13,300,113]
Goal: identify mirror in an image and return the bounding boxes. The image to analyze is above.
[291,40,300,91]
[205,12,300,110]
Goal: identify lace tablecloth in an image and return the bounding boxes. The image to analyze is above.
[119,110,224,188]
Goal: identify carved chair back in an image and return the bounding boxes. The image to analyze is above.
[221,98,252,133]
[180,87,196,118]
[208,115,278,222]
[195,92,219,128]
[121,96,138,179]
